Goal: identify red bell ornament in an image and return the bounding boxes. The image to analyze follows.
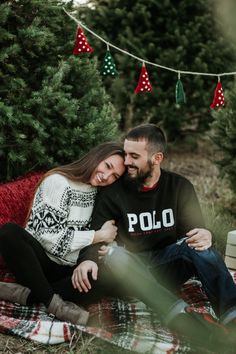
[73,27,94,55]
[210,79,225,109]
[135,63,152,93]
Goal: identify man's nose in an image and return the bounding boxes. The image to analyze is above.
[124,156,131,165]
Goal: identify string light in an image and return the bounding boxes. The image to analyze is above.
[63,8,236,78]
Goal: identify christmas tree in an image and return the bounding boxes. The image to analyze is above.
[0,0,120,181]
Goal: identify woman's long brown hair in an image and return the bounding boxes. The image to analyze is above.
[24,142,125,226]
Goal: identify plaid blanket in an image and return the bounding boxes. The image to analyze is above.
[0,175,234,352]
[1,269,234,353]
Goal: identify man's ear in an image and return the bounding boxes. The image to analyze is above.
[151,152,164,165]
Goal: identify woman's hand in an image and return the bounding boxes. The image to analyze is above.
[93,220,117,244]
[98,244,110,257]
[72,260,98,292]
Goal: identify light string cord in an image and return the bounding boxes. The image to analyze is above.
[63,8,236,78]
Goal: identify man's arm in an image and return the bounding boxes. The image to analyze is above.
[78,187,119,263]
[91,186,121,229]
[177,179,212,250]
[75,186,120,291]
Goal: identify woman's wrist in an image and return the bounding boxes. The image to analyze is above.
[93,230,104,244]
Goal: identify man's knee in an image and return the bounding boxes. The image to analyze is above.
[181,242,221,264]
[197,248,223,265]
[103,246,130,269]
[104,245,127,263]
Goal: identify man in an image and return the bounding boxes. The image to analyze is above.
[74,124,236,348]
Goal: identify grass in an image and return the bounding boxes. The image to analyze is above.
[0,333,135,354]
[0,141,236,353]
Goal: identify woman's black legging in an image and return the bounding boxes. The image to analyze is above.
[0,223,105,306]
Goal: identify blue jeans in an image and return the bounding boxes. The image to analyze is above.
[103,241,236,318]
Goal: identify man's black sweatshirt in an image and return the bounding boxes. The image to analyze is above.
[80,169,205,262]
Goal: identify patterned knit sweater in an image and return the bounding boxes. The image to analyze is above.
[26,174,97,266]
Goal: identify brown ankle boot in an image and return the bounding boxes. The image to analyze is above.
[0,281,30,305]
[47,294,89,326]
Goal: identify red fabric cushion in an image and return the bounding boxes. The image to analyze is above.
[0,172,44,227]
[0,172,44,275]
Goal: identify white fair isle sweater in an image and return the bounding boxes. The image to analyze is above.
[26,173,97,266]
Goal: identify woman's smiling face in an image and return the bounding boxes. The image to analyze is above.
[89,154,125,187]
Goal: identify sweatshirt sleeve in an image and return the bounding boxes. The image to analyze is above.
[91,188,118,229]
[26,174,95,262]
[78,186,119,264]
[176,178,205,236]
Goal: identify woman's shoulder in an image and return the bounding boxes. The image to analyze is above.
[41,173,70,191]
[39,173,71,194]
[69,179,96,192]
[43,174,96,192]
[36,174,73,204]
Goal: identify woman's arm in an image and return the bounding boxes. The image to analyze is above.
[26,175,94,263]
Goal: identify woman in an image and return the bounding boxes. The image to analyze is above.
[0,142,125,326]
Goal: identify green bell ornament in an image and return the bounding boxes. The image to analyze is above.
[101,45,118,77]
[176,73,186,105]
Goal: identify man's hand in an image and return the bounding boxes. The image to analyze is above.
[72,260,98,293]
[100,220,117,242]
[186,228,212,251]
[93,220,117,244]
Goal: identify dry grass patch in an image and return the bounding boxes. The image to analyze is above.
[0,332,134,354]
[164,150,234,209]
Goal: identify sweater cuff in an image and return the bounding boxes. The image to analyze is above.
[70,230,95,251]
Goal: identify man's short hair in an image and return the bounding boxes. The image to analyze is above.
[125,123,166,155]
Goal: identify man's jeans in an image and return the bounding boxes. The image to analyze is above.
[103,241,236,319]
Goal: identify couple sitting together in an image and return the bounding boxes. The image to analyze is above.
[0,123,236,350]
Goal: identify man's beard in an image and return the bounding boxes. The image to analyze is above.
[123,162,153,192]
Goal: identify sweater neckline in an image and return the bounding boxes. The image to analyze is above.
[142,181,159,192]
[141,169,164,192]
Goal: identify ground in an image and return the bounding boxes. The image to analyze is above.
[0,146,235,354]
